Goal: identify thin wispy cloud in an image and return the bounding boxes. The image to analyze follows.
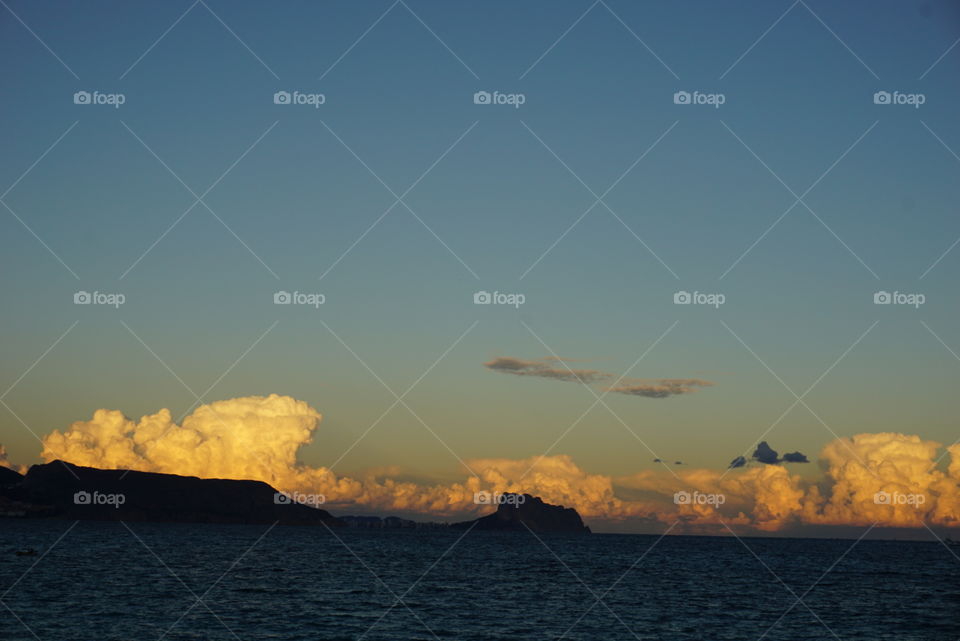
[484,357,714,399]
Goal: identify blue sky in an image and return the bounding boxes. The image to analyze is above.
[1,0,959,483]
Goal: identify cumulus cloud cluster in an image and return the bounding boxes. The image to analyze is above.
[484,356,713,399]
[32,395,960,532]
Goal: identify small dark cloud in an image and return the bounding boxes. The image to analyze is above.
[733,441,810,467]
[607,379,714,399]
[652,458,662,463]
[484,357,610,384]
[753,441,780,465]
[674,461,683,465]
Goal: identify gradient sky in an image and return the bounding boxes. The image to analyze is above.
[2,0,959,490]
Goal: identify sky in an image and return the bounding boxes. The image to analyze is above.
[1,0,959,535]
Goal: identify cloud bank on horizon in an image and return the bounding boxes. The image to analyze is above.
[25,395,960,532]
[484,356,714,398]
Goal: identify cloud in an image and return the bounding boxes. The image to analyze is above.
[607,379,713,398]
[736,441,810,466]
[36,396,960,532]
[484,357,610,384]
[753,441,780,464]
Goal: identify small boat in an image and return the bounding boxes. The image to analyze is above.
[14,548,37,557]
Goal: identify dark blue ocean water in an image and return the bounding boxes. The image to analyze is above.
[1,520,957,640]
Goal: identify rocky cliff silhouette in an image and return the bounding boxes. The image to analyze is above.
[451,493,591,534]
[0,460,342,526]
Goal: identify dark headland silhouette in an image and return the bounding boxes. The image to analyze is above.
[0,462,590,533]
[451,494,591,534]
[0,461,343,526]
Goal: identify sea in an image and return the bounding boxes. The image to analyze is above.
[1,520,958,640]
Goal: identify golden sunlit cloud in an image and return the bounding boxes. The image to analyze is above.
[29,395,960,530]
